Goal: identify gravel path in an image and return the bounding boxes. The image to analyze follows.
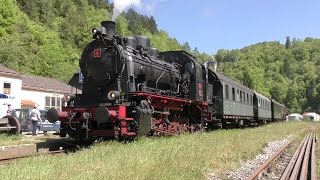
[208,136,293,180]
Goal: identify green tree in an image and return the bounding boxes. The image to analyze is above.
[285,36,291,49]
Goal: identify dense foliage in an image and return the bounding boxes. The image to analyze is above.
[0,0,190,81]
[1,0,319,113]
[216,37,320,113]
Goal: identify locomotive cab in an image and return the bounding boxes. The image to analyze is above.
[160,51,205,101]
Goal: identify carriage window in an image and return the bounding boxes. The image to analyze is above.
[232,88,235,101]
[247,94,249,104]
[250,95,253,105]
[237,90,240,102]
[243,92,246,104]
[225,84,229,99]
[265,101,267,109]
[240,91,243,102]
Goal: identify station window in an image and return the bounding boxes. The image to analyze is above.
[232,88,235,101]
[45,96,62,112]
[225,84,229,99]
[3,82,11,94]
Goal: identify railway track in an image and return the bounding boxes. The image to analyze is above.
[0,149,66,165]
[0,138,92,165]
[247,132,317,180]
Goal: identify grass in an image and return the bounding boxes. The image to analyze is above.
[0,134,24,146]
[0,133,59,146]
[1,121,319,180]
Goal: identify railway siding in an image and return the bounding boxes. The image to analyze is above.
[0,144,36,160]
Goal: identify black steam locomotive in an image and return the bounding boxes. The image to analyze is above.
[48,21,287,140]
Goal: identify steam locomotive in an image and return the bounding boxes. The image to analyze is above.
[47,21,287,140]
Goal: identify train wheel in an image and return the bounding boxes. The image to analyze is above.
[237,120,244,128]
[222,121,227,129]
[60,123,67,137]
[3,115,21,135]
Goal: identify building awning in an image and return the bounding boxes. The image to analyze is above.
[21,100,36,106]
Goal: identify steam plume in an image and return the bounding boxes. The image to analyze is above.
[112,0,141,21]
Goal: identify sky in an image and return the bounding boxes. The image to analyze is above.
[111,0,320,54]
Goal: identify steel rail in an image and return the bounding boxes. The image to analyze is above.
[289,133,311,180]
[280,132,317,180]
[247,138,294,180]
[311,133,317,180]
[300,133,313,179]
[280,135,307,180]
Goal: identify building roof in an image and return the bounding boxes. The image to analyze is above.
[0,64,21,78]
[22,75,72,94]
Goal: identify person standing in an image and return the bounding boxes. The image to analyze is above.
[30,105,41,136]
[6,104,16,117]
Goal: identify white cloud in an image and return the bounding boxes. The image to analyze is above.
[142,0,168,16]
[111,0,168,20]
[112,0,141,20]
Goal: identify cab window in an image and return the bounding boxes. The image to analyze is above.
[225,84,229,99]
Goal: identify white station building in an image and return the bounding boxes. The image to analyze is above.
[0,64,77,117]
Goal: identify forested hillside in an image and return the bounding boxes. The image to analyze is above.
[0,0,196,81]
[216,38,320,113]
[1,0,320,113]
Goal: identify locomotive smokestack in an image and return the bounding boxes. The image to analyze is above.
[101,21,116,39]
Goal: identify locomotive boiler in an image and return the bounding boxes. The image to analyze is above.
[80,21,188,106]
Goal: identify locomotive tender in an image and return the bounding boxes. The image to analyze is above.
[47,21,287,140]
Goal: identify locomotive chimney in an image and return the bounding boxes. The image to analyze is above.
[101,21,116,39]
